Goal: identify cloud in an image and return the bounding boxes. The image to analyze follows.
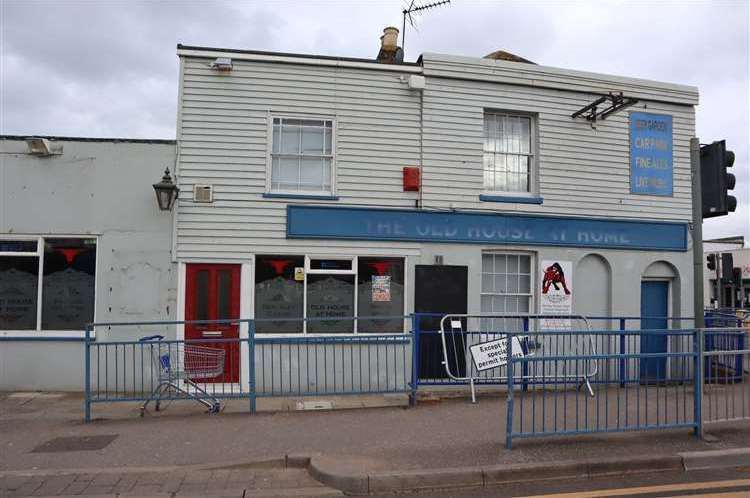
[1,0,748,239]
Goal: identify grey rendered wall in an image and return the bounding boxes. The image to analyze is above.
[0,138,177,391]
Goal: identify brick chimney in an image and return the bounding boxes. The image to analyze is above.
[376,27,403,63]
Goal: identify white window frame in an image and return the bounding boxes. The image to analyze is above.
[0,234,98,339]
[482,111,537,196]
[480,251,535,319]
[253,253,408,336]
[266,114,337,197]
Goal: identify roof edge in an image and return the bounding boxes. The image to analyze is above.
[0,135,176,144]
[421,52,699,102]
[176,44,423,72]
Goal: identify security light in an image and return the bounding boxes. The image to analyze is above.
[152,168,179,211]
[25,137,63,156]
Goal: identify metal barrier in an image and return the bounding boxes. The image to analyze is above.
[436,314,596,403]
[84,316,413,422]
[411,315,696,389]
[505,328,700,448]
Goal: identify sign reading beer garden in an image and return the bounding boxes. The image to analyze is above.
[630,111,673,196]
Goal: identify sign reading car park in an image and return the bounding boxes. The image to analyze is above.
[630,111,674,196]
[470,337,525,371]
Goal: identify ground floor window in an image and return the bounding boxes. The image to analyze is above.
[480,252,532,331]
[254,254,405,334]
[0,237,97,331]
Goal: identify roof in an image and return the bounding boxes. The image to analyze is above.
[0,135,176,145]
[176,44,421,68]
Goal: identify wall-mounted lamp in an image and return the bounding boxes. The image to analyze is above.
[152,168,179,211]
[210,57,233,72]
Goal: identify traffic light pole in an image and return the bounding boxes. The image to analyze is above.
[691,137,705,328]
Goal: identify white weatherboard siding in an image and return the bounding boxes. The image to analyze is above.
[175,50,698,261]
[176,56,423,260]
[420,54,697,219]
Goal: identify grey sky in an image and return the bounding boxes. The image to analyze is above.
[1,0,748,240]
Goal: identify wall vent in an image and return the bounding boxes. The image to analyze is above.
[193,185,214,203]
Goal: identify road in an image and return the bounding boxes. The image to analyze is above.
[371,468,750,497]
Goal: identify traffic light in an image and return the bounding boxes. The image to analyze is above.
[721,253,734,281]
[701,140,736,218]
[707,253,717,271]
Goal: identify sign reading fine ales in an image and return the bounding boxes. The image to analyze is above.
[630,111,673,196]
[470,337,525,372]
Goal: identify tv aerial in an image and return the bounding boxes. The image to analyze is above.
[402,0,450,55]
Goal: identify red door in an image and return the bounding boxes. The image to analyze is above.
[185,264,241,383]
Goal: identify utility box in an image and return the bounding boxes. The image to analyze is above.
[403,166,420,191]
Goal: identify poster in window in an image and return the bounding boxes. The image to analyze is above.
[357,258,404,333]
[372,275,391,302]
[539,260,573,330]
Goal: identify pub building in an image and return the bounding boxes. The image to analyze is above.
[1,28,698,392]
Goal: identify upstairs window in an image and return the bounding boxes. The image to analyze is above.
[270,117,334,194]
[483,113,534,193]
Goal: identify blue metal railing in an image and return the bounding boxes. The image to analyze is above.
[84,315,413,422]
[503,328,701,448]
[82,312,749,451]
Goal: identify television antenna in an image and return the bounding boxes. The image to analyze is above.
[402,0,450,55]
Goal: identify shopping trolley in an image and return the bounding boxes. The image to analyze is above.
[139,335,225,415]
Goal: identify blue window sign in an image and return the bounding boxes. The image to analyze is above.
[630,111,673,196]
[287,205,688,252]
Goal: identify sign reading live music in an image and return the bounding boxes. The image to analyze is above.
[630,111,673,196]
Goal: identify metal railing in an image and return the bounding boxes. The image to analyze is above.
[83,312,750,450]
[84,316,413,422]
[504,328,700,448]
[702,327,750,424]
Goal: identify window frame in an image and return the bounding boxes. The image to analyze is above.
[266,113,337,197]
[0,234,98,339]
[253,254,408,336]
[482,111,538,197]
[479,251,535,320]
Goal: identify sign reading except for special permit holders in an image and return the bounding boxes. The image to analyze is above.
[630,111,673,196]
[470,336,525,371]
[540,260,573,329]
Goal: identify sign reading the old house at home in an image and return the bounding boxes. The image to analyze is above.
[630,111,673,196]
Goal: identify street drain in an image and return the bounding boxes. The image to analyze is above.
[32,434,118,453]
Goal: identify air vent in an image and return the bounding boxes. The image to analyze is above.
[193,185,213,203]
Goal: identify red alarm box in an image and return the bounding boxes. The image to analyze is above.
[403,166,420,191]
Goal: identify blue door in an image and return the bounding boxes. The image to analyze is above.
[640,281,669,383]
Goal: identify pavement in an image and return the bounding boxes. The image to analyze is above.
[3,390,750,496]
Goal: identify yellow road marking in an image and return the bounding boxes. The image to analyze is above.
[667,493,750,498]
[518,479,750,498]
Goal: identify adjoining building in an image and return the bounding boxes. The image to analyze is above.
[0,137,176,390]
[1,27,701,391]
[703,236,750,309]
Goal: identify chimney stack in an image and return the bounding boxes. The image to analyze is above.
[376,27,403,63]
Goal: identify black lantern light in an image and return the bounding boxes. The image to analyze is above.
[152,168,179,211]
